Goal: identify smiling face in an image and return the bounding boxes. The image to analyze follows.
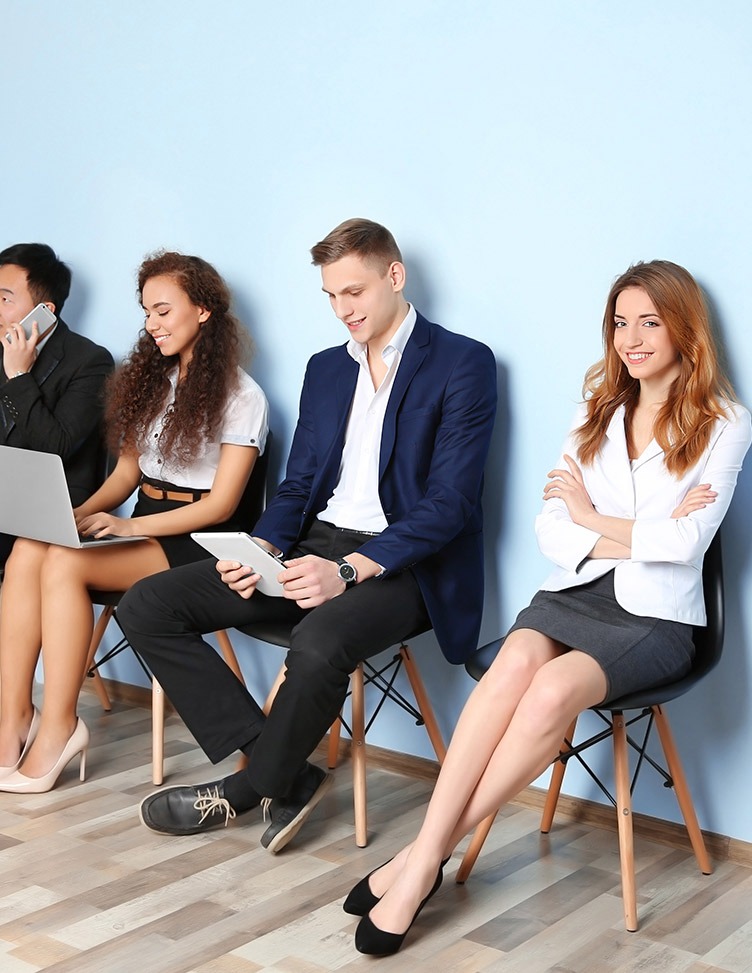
[613,286,681,391]
[141,274,210,367]
[320,253,408,356]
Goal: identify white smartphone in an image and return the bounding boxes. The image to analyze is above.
[190,531,286,597]
[18,302,57,339]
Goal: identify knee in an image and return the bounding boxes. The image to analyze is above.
[285,618,353,681]
[517,668,579,735]
[118,576,169,638]
[5,537,47,576]
[39,544,80,585]
[479,636,545,701]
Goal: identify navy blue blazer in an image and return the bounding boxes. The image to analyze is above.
[254,312,497,664]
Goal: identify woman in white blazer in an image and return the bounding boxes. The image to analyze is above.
[348,260,751,956]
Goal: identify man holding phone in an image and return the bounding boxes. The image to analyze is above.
[119,219,497,852]
[0,243,114,572]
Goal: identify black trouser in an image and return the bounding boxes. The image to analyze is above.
[118,521,431,797]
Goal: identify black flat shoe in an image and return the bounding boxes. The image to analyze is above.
[353,861,447,955]
[344,856,449,917]
[343,859,393,916]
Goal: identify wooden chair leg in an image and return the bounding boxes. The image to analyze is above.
[652,705,712,874]
[613,712,638,931]
[541,717,578,833]
[262,663,287,715]
[456,810,498,883]
[351,663,368,847]
[152,677,165,786]
[400,644,447,762]
[83,605,114,712]
[327,714,342,769]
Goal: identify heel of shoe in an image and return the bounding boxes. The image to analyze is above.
[79,746,88,782]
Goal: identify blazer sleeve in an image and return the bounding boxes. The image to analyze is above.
[535,405,603,572]
[631,404,752,564]
[1,343,114,459]
[252,359,320,552]
[356,341,497,573]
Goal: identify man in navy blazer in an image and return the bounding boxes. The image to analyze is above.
[0,243,113,572]
[120,219,497,851]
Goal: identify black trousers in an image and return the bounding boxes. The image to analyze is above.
[118,521,431,797]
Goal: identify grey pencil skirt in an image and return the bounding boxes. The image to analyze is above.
[506,570,696,701]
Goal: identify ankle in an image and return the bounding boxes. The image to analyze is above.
[223,771,261,813]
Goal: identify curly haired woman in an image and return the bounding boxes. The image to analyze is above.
[0,251,268,792]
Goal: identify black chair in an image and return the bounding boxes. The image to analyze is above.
[454,531,724,932]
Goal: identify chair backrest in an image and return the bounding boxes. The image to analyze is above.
[690,528,725,680]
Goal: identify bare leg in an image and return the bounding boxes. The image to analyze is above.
[17,539,170,778]
[367,634,607,935]
[0,539,49,766]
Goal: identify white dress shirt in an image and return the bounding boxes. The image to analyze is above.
[535,400,751,625]
[139,366,269,489]
[318,304,417,533]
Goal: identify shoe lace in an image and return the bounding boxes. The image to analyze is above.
[192,786,236,827]
[261,796,272,822]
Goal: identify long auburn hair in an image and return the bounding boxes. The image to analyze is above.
[105,251,250,466]
[576,260,736,476]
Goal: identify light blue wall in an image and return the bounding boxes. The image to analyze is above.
[6,1,752,842]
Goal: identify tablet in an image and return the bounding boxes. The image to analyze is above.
[190,531,286,597]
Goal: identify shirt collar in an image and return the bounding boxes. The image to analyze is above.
[346,303,417,363]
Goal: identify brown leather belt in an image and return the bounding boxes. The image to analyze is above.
[140,481,209,503]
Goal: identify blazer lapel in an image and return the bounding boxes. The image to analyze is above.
[603,405,637,509]
[30,320,66,386]
[379,314,430,478]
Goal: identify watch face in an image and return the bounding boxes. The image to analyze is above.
[338,562,357,583]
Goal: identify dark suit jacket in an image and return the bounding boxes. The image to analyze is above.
[254,312,498,664]
[0,319,114,563]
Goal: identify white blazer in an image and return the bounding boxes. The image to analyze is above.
[535,401,751,625]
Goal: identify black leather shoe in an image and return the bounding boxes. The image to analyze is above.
[139,779,245,835]
[260,762,333,853]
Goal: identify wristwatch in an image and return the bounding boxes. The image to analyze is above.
[336,557,358,588]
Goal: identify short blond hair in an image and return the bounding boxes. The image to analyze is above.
[310,218,402,273]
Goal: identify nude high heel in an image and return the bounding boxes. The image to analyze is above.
[0,718,89,793]
[0,706,41,780]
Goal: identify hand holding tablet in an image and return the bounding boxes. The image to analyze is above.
[190,531,286,596]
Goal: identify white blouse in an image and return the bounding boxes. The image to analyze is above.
[138,367,269,490]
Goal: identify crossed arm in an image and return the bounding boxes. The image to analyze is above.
[544,453,718,560]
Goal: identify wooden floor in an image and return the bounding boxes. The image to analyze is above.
[1,692,751,973]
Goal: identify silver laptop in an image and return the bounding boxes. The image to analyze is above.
[0,445,146,548]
